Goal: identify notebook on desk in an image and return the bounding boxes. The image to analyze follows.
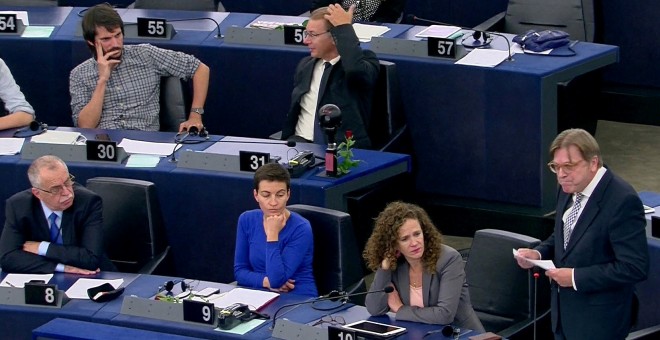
[30,130,82,145]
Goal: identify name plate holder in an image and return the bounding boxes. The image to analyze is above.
[0,286,68,308]
[120,295,218,328]
[370,36,468,60]
[21,142,129,164]
[0,15,26,35]
[272,319,326,340]
[224,26,307,48]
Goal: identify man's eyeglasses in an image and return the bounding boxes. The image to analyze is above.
[547,160,585,174]
[303,30,330,39]
[311,315,346,327]
[34,174,75,195]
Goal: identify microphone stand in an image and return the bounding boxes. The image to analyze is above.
[533,268,540,340]
[169,132,188,163]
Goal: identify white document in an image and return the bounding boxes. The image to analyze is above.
[415,25,461,38]
[0,11,29,25]
[455,48,510,67]
[352,23,390,42]
[208,287,279,310]
[0,273,53,288]
[30,130,82,145]
[118,138,176,156]
[22,25,55,38]
[65,278,124,299]
[0,137,24,155]
[125,154,161,168]
[512,249,556,270]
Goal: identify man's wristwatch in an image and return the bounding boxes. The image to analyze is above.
[191,107,205,115]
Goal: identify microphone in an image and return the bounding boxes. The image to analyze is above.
[406,14,453,26]
[271,286,394,330]
[532,268,540,340]
[217,139,297,147]
[163,17,223,38]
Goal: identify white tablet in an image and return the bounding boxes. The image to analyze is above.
[342,320,407,338]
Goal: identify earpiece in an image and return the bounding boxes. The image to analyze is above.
[13,120,48,138]
[187,126,208,138]
[442,325,460,337]
[462,31,492,48]
[159,280,188,294]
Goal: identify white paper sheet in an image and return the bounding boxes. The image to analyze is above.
[512,249,556,270]
[0,137,24,155]
[0,273,53,288]
[352,23,390,42]
[455,48,510,67]
[414,25,461,38]
[207,287,279,310]
[30,130,82,145]
[118,138,177,156]
[65,278,124,299]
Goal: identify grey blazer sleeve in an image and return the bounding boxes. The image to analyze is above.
[365,267,393,315]
[396,246,467,325]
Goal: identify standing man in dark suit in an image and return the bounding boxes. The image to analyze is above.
[516,128,649,339]
[281,4,379,149]
[0,155,115,274]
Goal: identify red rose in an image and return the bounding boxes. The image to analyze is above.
[345,130,353,139]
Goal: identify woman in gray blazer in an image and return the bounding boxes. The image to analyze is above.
[364,202,484,332]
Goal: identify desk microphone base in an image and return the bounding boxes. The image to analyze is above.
[272,319,326,340]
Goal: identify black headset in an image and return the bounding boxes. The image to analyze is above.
[159,280,189,294]
[13,120,48,138]
[462,31,492,48]
[174,126,209,144]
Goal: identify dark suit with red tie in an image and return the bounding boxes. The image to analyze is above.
[535,169,649,339]
[281,24,379,149]
[0,184,115,273]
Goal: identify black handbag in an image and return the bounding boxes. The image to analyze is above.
[513,30,570,52]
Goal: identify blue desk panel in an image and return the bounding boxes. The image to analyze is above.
[0,271,137,340]
[34,318,202,340]
[0,129,410,283]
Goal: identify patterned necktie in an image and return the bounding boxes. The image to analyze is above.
[314,62,332,144]
[563,192,584,249]
[49,213,62,244]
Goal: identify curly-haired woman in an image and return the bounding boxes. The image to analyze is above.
[363,201,484,331]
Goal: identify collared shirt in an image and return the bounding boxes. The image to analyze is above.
[296,56,340,141]
[0,58,35,116]
[70,44,201,131]
[37,201,64,272]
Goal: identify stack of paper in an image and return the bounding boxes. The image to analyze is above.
[118,138,177,156]
[30,130,82,145]
[208,287,279,310]
[415,25,461,38]
[352,23,390,42]
[0,137,24,155]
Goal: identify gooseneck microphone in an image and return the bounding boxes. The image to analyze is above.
[270,286,394,330]
[533,268,540,340]
[166,17,223,38]
[217,139,297,147]
[406,14,453,26]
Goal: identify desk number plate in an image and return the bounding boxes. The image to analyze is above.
[183,299,216,325]
[87,140,118,162]
[283,26,305,46]
[24,282,58,306]
[428,37,458,59]
[0,14,18,33]
[239,151,270,172]
[137,17,167,38]
[328,326,357,340]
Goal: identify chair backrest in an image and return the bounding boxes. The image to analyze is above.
[86,177,169,274]
[288,204,364,296]
[367,60,406,151]
[504,0,595,42]
[132,0,217,11]
[159,76,189,132]
[465,229,549,333]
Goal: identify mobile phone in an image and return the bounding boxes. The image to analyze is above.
[95,133,111,141]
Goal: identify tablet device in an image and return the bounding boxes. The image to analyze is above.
[342,320,406,338]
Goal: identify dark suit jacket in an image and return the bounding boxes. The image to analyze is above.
[535,169,649,339]
[281,24,379,149]
[365,245,485,331]
[311,0,407,23]
[0,184,115,273]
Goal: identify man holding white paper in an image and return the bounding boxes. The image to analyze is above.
[516,129,648,340]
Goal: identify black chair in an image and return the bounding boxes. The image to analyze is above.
[86,177,170,274]
[474,0,596,42]
[367,60,408,152]
[465,229,550,339]
[287,204,365,300]
[159,76,190,132]
[130,0,225,11]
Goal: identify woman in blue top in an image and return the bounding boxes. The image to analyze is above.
[234,163,318,296]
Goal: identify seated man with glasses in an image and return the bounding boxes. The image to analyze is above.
[0,155,115,274]
[281,4,379,149]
